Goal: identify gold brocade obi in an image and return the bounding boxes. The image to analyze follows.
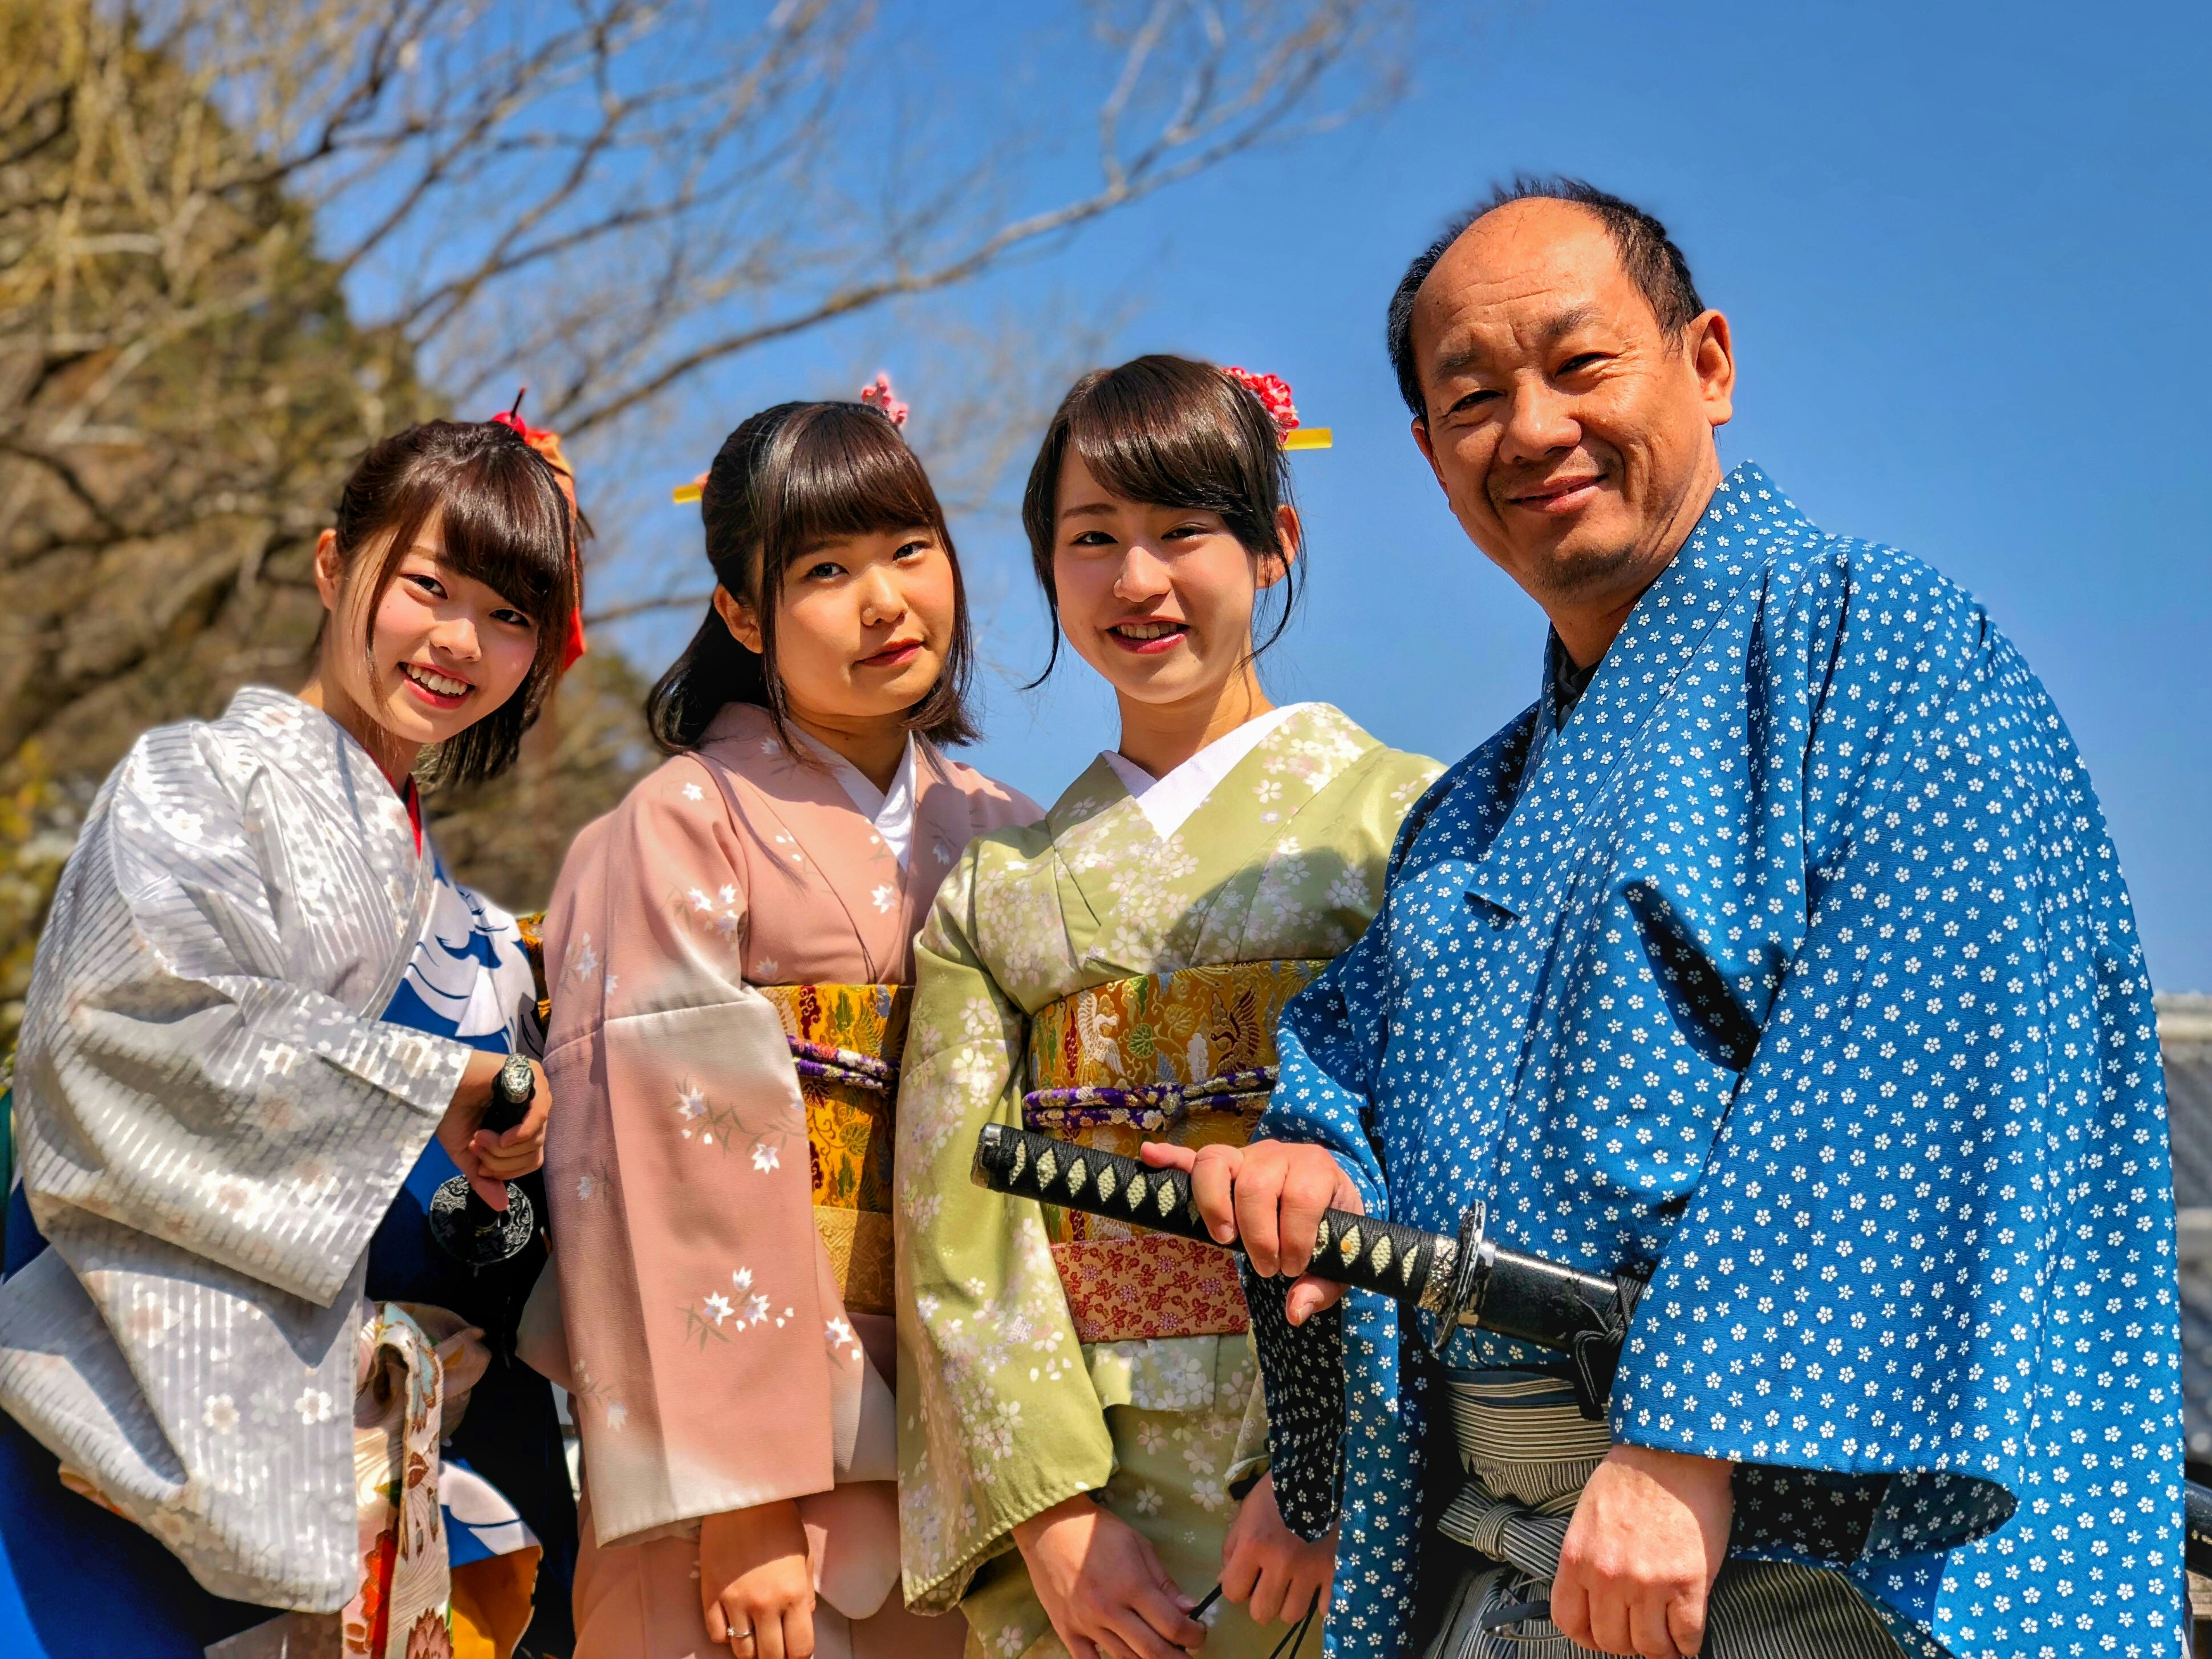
[516,911,552,1024]
[1024,960,1325,1344]
[759,982,909,1318]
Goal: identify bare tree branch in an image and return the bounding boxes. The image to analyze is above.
[0,0,1415,1041]
[585,590,714,628]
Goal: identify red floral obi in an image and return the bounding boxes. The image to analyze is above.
[1024,961,1325,1344]
[760,982,910,1318]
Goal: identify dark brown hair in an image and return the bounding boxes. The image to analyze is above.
[319,418,580,790]
[644,400,978,754]
[1387,176,1705,420]
[1018,354,1298,684]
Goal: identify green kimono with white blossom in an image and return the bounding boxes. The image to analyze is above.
[895,704,1439,1658]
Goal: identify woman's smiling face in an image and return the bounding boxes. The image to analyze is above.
[315,512,541,753]
[1050,450,1291,711]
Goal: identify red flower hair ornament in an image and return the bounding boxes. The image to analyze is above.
[859,371,910,428]
[1222,366,1332,450]
[489,389,587,671]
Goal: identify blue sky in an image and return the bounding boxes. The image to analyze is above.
[599,0,2212,988]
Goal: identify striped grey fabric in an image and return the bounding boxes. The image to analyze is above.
[0,688,468,1612]
[1422,1371,1903,1659]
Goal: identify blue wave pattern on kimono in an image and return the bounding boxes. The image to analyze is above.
[367,851,535,1299]
[1261,464,2179,1658]
[381,855,536,1052]
[367,853,566,1584]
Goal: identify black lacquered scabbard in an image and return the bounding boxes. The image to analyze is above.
[971,1121,1642,1409]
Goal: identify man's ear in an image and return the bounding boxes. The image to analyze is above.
[1687,309,1735,429]
[712,583,764,653]
[1410,416,1448,489]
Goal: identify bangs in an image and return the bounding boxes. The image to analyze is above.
[1045,356,1289,557]
[766,402,948,563]
[1062,363,1272,537]
[350,427,575,647]
[403,444,572,624]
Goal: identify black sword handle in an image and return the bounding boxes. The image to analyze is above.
[462,1053,535,1224]
[972,1123,1645,1416]
[972,1121,1454,1307]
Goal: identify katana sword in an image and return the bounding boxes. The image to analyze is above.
[974,1124,2212,1569]
[428,1052,538,1268]
[972,1122,1645,1418]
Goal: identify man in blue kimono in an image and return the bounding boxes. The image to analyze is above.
[1176,180,2181,1659]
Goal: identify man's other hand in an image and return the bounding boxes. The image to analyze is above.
[1137,1141,1361,1325]
[1551,1443,1732,1658]
[1219,1473,1334,1627]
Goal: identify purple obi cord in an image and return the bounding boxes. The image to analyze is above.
[788,1037,898,1096]
[1021,1065,1279,1133]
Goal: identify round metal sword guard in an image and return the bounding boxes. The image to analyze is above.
[427,1175,536,1264]
[1424,1200,1494,1363]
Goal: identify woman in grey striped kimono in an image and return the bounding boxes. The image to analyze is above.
[0,413,585,1658]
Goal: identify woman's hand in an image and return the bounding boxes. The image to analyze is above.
[700,1500,816,1659]
[1013,1494,1206,1659]
[439,1050,550,1210]
[1138,1141,1361,1325]
[1551,1444,1732,1659]
[1219,1473,1333,1628]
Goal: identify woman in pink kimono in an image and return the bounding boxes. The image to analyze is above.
[537,392,1037,1659]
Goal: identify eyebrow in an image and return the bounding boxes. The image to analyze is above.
[1431,305,1604,381]
[1058,500,1119,522]
[786,524,935,558]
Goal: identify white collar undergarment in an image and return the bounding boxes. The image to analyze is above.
[790,726,922,871]
[1100,703,1312,839]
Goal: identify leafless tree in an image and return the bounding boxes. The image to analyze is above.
[0,0,1409,1034]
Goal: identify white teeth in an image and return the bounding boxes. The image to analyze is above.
[405,664,469,697]
[1115,621,1183,640]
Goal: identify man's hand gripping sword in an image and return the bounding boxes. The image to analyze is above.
[971,1122,1643,1418]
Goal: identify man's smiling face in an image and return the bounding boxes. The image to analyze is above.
[1409,198,1734,650]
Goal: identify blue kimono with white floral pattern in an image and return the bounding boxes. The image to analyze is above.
[1258,464,2181,1658]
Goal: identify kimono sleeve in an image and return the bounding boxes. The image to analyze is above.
[541,758,848,1548]
[1608,636,2175,1604]
[15,724,464,1308]
[1241,912,1411,1547]
[893,839,1113,1613]
[1241,756,1457,1543]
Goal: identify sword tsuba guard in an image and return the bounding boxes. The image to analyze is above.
[1423,1201,1493,1362]
[427,1174,536,1265]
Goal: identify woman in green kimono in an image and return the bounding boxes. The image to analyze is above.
[895,356,1440,1659]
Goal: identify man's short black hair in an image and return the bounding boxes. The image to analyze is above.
[1385,176,1706,420]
